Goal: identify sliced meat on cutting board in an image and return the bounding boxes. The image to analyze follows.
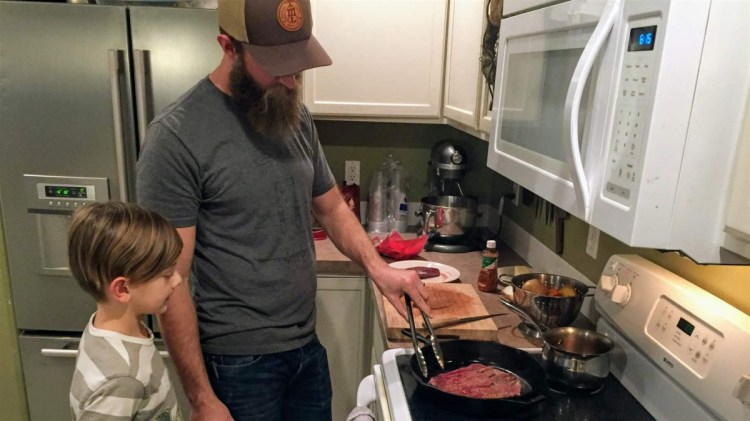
[383,283,498,342]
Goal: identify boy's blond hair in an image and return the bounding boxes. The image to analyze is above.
[68,201,183,302]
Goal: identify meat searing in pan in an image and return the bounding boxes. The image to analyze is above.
[428,363,522,399]
[408,266,441,279]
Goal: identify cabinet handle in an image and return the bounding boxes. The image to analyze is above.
[108,49,129,202]
[563,0,622,220]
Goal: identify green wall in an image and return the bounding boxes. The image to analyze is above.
[503,195,750,315]
[318,120,750,315]
[0,209,29,420]
[316,120,512,205]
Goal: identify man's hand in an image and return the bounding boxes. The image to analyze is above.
[368,263,431,319]
[190,396,234,421]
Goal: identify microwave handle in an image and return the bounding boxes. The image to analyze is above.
[563,0,622,220]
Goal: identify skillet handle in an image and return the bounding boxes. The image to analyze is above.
[498,274,514,287]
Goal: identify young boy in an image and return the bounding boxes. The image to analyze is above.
[67,201,184,420]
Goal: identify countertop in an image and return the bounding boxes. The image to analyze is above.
[314,235,562,350]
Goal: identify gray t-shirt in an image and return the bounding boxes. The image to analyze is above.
[136,78,335,355]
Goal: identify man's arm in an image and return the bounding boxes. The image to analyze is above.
[312,186,430,318]
[159,226,233,421]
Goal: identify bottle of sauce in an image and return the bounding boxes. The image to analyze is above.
[477,240,499,292]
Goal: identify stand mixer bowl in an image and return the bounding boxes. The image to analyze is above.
[418,195,478,244]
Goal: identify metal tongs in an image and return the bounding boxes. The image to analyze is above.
[405,294,445,377]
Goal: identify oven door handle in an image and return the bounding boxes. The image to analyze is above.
[563,0,623,221]
[356,374,377,407]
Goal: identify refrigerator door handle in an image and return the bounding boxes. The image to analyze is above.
[108,49,130,202]
[133,49,150,149]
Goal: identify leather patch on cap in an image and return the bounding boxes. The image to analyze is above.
[277,0,304,32]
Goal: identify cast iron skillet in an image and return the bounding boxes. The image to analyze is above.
[403,331,547,416]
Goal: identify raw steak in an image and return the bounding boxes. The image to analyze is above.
[428,363,522,399]
[409,266,440,279]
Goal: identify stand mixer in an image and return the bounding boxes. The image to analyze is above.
[419,141,480,253]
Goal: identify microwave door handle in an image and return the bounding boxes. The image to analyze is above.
[563,0,622,220]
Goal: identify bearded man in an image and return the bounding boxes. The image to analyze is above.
[135,0,430,420]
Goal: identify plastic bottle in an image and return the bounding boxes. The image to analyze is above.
[366,165,388,234]
[477,240,499,292]
[388,161,409,233]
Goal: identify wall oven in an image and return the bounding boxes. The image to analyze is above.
[486,0,750,263]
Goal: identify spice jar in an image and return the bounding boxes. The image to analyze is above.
[477,240,499,292]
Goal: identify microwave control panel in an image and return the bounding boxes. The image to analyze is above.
[603,18,661,205]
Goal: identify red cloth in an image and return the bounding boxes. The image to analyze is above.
[374,231,428,260]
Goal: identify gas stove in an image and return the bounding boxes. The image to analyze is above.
[360,255,750,420]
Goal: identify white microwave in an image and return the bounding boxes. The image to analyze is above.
[487,0,750,264]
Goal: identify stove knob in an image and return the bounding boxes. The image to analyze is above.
[732,374,750,408]
[599,274,618,293]
[611,284,631,305]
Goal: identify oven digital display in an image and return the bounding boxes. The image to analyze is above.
[677,317,695,336]
[628,26,657,51]
[45,185,88,199]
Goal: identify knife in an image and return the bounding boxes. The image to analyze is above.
[423,312,508,330]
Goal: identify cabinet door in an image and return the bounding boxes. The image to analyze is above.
[723,89,750,260]
[316,276,369,421]
[443,0,485,128]
[305,0,448,118]
[129,7,222,148]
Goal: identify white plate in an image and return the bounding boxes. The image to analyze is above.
[388,260,461,283]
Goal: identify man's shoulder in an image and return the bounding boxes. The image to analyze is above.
[151,78,230,135]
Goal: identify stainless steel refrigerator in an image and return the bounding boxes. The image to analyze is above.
[0,2,221,418]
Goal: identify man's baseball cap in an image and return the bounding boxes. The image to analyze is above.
[219,0,332,76]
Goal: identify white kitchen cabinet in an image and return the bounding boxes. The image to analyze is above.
[722,89,750,260]
[367,281,386,368]
[316,275,371,420]
[304,0,448,119]
[443,0,485,128]
[442,0,496,139]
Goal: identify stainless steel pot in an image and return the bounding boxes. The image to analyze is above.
[500,299,614,392]
[499,273,591,332]
[417,195,478,243]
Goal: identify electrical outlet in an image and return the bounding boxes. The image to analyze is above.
[512,183,521,206]
[345,160,360,185]
[586,226,600,259]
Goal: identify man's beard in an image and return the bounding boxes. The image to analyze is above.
[228,57,302,139]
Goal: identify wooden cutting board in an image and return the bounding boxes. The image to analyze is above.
[384,283,498,342]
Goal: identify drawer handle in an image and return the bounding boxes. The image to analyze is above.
[41,348,170,358]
